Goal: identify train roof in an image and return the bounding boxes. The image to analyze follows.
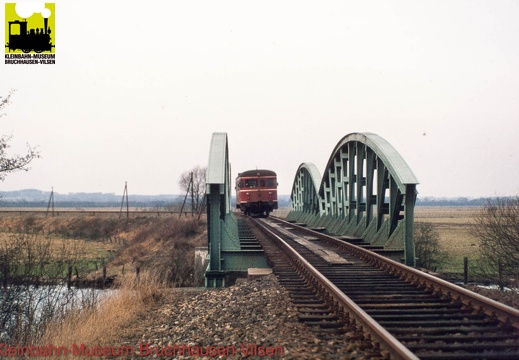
[237,169,277,178]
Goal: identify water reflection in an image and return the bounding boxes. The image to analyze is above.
[0,285,115,342]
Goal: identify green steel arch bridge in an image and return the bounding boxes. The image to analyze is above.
[204,132,419,288]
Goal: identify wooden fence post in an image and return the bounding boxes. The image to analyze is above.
[102,263,107,289]
[67,265,73,289]
[463,257,468,285]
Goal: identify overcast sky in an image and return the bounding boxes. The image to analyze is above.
[1,0,518,198]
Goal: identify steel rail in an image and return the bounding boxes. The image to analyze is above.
[251,217,419,360]
[273,216,519,331]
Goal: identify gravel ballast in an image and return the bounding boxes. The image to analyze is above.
[116,275,383,359]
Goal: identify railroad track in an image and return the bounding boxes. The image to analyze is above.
[244,215,519,360]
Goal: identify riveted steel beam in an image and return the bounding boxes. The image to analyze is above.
[205,133,230,287]
[287,163,324,227]
[288,132,419,266]
[205,133,269,287]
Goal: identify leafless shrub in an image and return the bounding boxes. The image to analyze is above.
[178,166,207,212]
[0,90,41,181]
[118,217,205,286]
[471,197,519,290]
[414,222,450,271]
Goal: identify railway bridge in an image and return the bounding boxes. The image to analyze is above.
[204,132,419,287]
[203,132,519,359]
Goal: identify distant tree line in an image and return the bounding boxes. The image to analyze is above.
[416,197,508,207]
[0,190,186,209]
[0,200,181,209]
[0,190,293,209]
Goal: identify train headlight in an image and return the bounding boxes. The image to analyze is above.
[268,192,272,195]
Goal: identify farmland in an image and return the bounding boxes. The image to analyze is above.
[414,206,481,274]
[0,211,207,287]
[0,206,488,280]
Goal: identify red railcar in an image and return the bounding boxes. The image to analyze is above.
[235,170,278,217]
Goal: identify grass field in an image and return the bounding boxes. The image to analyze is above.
[0,206,483,277]
[415,206,481,273]
[0,228,120,283]
[0,212,208,287]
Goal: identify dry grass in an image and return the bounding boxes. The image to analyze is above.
[40,271,163,357]
[0,214,207,285]
[0,233,117,260]
[415,206,480,223]
[108,217,206,286]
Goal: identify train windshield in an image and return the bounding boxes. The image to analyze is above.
[259,179,276,187]
[245,179,257,188]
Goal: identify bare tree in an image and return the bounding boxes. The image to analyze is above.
[0,90,40,180]
[178,166,206,212]
[414,222,449,271]
[471,197,519,290]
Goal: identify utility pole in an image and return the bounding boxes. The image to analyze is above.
[119,182,129,219]
[191,172,195,216]
[180,172,193,218]
[46,187,55,217]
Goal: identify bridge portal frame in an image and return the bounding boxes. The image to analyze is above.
[205,132,269,287]
[288,132,419,266]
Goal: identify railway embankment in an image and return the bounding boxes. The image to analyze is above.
[114,275,380,360]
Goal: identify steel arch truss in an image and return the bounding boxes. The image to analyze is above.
[205,132,269,287]
[205,132,234,287]
[288,133,419,266]
[287,163,324,224]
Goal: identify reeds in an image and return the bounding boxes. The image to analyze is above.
[40,271,164,357]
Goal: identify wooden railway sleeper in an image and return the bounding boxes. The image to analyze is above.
[249,219,351,335]
[254,217,421,360]
[266,216,519,359]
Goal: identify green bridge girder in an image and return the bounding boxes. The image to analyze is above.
[287,132,419,266]
[205,132,269,288]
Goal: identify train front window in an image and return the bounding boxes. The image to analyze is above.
[245,179,257,188]
[260,180,266,187]
[267,179,276,187]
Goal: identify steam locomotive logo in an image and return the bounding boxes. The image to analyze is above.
[4,3,55,53]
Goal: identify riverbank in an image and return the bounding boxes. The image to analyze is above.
[0,214,206,287]
[0,214,207,344]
